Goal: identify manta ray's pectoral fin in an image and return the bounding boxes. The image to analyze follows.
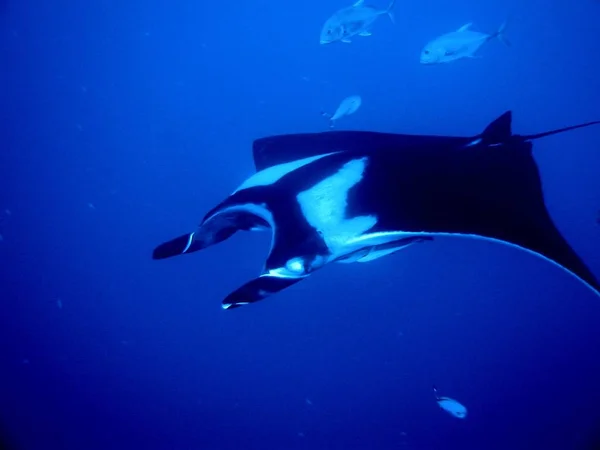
[222,275,304,310]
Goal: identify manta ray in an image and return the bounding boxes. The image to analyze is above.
[153,111,600,309]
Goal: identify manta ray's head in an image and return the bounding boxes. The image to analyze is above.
[219,233,330,310]
[221,222,332,310]
[188,198,332,310]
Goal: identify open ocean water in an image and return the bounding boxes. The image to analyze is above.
[1,0,600,449]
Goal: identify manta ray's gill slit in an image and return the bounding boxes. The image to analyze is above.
[296,157,377,255]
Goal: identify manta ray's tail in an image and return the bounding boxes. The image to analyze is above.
[478,111,600,147]
[522,120,600,141]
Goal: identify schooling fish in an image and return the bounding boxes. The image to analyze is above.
[420,21,510,64]
[152,111,600,310]
[321,95,362,129]
[433,386,467,419]
[320,0,396,44]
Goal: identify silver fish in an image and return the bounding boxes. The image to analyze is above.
[321,95,362,128]
[320,0,396,44]
[420,21,510,64]
[433,386,467,419]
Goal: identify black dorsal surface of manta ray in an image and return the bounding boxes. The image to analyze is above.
[153,111,600,310]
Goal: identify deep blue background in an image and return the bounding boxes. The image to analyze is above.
[1,0,600,449]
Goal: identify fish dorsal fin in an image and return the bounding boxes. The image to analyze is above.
[457,22,472,32]
[353,0,364,7]
[480,110,512,146]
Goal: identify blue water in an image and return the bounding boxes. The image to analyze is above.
[2,0,600,449]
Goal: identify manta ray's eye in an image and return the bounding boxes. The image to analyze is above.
[424,50,430,54]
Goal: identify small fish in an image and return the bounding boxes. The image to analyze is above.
[320,0,396,44]
[322,95,362,128]
[57,299,63,309]
[420,20,510,64]
[433,386,467,419]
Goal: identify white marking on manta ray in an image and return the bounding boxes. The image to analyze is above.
[286,258,305,274]
[222,301,250,310]
[356,246,408,262]
[266,254,329,279]
[345,231,600,298]
[233,152,339,193]
[204,203,274,227]
[296,157,378,258]
[344,231,419,250]
[201,202,276,251]
[182,232,195,253]
[465,138,482,147]
[266,267,310,279]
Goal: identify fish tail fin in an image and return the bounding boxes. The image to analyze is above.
[495,18,510,46]
[321,111,334,128]
[387,0,396,24]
